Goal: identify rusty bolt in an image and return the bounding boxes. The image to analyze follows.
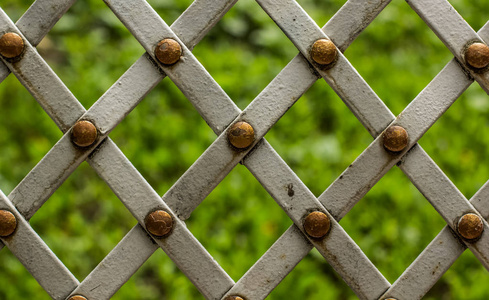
[0,33,24,59]
[228,121,255,149]
[310,39,337,65]
[145,210,173,237]
[465,43,489,69]
[0,210,16,237]
[224,296,245,300]
[155,38,182,65]
[68,296,87,300]
[383,125,409,152]
[71,120,98,147]
[304,211,331,239]
[458,213,484,240]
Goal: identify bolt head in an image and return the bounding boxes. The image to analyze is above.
[304,211,331,239]
[0,210,16,237]
[383,125,409,152]
[145,210,173,237]
[310,39,337,65]
[68,296,87,300]
[465,43,489,69]
[458,213,484,240]
[155,39,182,65]
[228,121,255,149]
[224,296,245,300]
[0,33,24,59]
[71,120,98,147]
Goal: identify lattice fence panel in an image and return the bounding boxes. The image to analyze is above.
[0,0,489,299]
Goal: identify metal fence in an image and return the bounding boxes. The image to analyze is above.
[0,0,489,299]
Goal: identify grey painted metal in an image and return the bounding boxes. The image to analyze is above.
[0,0,77,83]
[407,0,489,93]
[74,1,396,298]
[0,2,236,297]
[256,0,489,274]
[0,190,79,300]
[0,0,488,299]
[105,1,389,298]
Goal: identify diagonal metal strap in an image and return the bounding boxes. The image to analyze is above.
[1,0,488,299]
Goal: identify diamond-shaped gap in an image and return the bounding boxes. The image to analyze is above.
[29,161,137,281]
[296,0,348,29]
[343,0,454,115]
[191,0,299,110]
[35,0,145,109]
[265,77,372,197]
[340,166,447,283]
[186,164,292,282]
[443,0,489,32]
[146,0,194,26]
[108,74,216,198]
[426,249,489,299]
[114,248,202,299]
[418,83,489,200]
[0,73,62,193]
[1,0,32,23]
[0,247,51,299]
[270,248,356,299]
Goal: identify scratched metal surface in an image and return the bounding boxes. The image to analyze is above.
[0,0,488,299]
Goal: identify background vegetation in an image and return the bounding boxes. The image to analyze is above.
[1,0,489,299]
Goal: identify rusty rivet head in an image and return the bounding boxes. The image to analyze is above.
[155,38,182,65]
[458,213,484,240]
[224,296,245,300]
[304,211,331,239]
[383,125,409,152]
[0,33,24,59]
[145,210,173,237]
[68,296,87,300]
[465,43,489,69]
[0,210,16,237]
[71,120,98,148]
[310,39,337,65]
[228,121,255,149]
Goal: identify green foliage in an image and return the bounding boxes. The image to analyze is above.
[1,0,489,299]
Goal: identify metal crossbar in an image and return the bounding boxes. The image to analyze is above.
[0,0,488,299]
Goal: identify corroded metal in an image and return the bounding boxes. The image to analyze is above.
[0,32,24,58]
[458,213,484,240]
[71,120,98,147]
[145,210,173,237]
[303,211,330,239]
[465,43,489,69]
[155,38,181,65]
[0,210,16,237]
[68,296,87,300]
[383,125,408,152]
[224,296,245,300]
[227,121,255,149]
[310,39,337,65]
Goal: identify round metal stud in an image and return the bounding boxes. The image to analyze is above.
[68,296,87,300]
[224,296,245,300]
[458,213,484,240]
[0,32,24,59]
[465,43,489,69]
[310,39,337,65]
[304,211,331,239]
[383,125,409,152]
[227,121,255,149]
[0,210,16,237]
[155,38,182,65]
[145,210,173,237]
[71,120,98,148]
